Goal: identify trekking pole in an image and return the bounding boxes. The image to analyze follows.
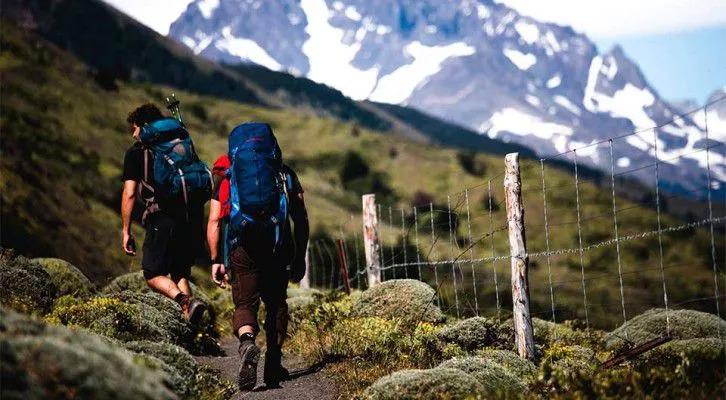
[165,93,183,123]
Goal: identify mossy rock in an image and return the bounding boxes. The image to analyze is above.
[0,252,58,315]
[32,257,94,297]
[353,279,445,324]
[131,352,188,397]
[438,316,510,351]
[606,308,726,351]
[364,368,484,399]
[0,308,176,399]
[476,349,537,384]
[126,341,197,397]
[641,337,725,370]
[437,356,527,397]
[47,292,192,348]
[103,271,211,305]
[541,344,597,376]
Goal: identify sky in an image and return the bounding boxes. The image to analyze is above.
[104,0,725,102]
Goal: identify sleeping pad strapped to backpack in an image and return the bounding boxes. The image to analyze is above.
[226,122,289,253]
[139,117,213,217]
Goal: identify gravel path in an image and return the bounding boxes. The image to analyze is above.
[195,338,339,400]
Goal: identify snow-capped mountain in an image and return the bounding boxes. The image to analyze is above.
[169,0,725,197]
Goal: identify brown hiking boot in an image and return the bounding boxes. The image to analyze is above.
[177,294,207,325]
[238,333,260,391]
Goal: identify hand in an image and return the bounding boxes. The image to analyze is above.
[122,231,136,256]
[290,259,306,283]
[212,263,228,288]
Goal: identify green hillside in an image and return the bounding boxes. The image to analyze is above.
[1,18,723,329]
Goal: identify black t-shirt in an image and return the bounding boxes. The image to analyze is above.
[121,142,199,221]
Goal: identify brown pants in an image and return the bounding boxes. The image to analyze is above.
[229,242,289,352]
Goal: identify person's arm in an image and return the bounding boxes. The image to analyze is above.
[207,198,228,287]
[121,180,137,255]
[288,185,310,283]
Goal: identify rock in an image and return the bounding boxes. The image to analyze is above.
[32,257,94,297]
[438,316,510,351]
[477,349,537,384]
[0,252,58,315]
[640,337,725,370]
[0,307,176,399]
[437,356,527,396]
[363,368,484,399]
[606,308,726,351]
[353,279,445,324]
[541,344,597,376]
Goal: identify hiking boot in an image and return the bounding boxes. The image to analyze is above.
[177,294,207,325]
[263,348,286,387]
[237,334,260,391]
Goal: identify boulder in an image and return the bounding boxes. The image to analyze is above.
[353,279,445,324]
[477,349,537,384]
[32,257,94,297]
[126,340,197,397]
[364,368,484,399]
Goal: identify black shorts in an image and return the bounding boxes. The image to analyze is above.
[141,212,201,280]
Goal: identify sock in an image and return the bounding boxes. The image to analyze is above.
[174,293,190,306]
[239,332,255,343]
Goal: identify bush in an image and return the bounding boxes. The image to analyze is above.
[531,318,600,348]
[103,271,211,306]
[47,293,192,348]
[639,337,725,389]
[126,341,197,397]
[1,308,176,399]
[0,252,58,315]
[476,349,537,384]
[437,356,526,397]
[353,280,445,325]
[438,317,511,351]
[539,344,598,392]
[32,257,94,297]
[606,308,726,351]
[363,368,484,399]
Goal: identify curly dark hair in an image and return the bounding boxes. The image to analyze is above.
[126,103,164,127]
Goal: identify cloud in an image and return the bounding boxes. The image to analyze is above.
[496,0,726,38]
[102,0,194,35]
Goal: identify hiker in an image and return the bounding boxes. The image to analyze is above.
[206,122,309,390]
[120,103,212,323]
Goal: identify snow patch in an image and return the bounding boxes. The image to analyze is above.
[525,94,540,107]
[197,0,219,19]
[301,0,379,100]
[376,25,392,35]
[503,49,536,70]
[596,84,656,128]
[345,6,361,21]
[546,74,561,89]
[602,56,618,80]
[554,95,581,116]
[617,157,631,168]
[514,20,540,45]
[369,41,476,104]
[477,4,490,19]
[215,27,282,71]
[181,36,196,49]
[583,55,603,111]
[486,108,573,140]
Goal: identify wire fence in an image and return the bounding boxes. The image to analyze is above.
[305,97,726,336]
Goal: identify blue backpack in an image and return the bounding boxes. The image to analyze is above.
[226,122,289,251]
[139,118,213,214]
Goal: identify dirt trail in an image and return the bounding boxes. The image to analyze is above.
[195,338,338,400]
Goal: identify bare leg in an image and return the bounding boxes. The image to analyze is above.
[172,274,192,296]
[146,275,182,300]
[238,325,255,338]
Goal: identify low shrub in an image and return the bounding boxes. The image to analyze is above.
[103,271,211,305]
[363,368,484,399]
[0,251,58,315]
[1,308,176,399]
[476,349,537,384]
[437,356,526,397]
[32,257,94,297]
[126,340,197,397]
[606,308,726,351]
[539,344,598,393]
[352,279,445,324]
[438,316,512,352]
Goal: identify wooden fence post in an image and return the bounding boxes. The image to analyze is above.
[362,194,382,287]
[336,239,351,294]
[299,245,311,289]
[504,153,535,360]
